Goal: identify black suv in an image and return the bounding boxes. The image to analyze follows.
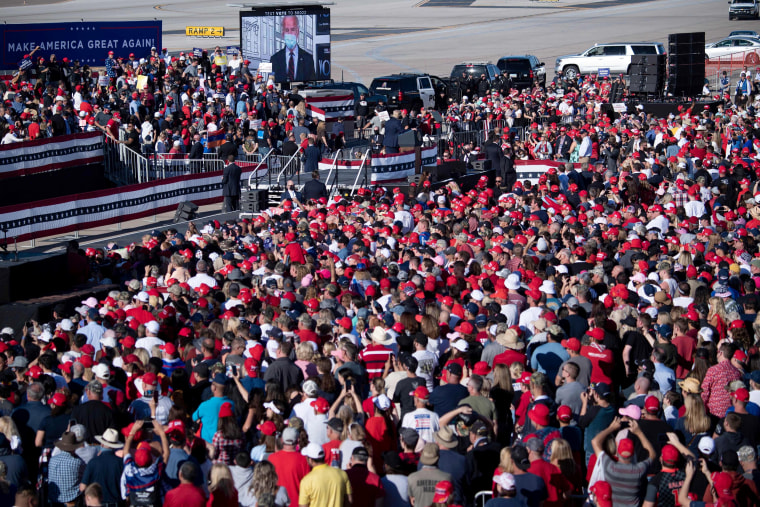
[303,81,385,110]
[368,74,437,112]
[497,55,547,89]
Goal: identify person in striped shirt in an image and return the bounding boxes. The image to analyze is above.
[359,327,394,380]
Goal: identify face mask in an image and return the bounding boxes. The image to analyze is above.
[284,34,297,50]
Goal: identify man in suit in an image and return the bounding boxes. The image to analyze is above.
[188,134,204,172]
[303,138,321,173]
[302,171,328,202]
[271,15,316,83]
[280,180,303,205]
[217,134,237,160]
[221,154,242,212]
[482,134,504,174]
[382,110,403,154]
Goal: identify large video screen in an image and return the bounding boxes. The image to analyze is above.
[240,6,330,84]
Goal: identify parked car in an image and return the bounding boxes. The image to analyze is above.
[496,55,546,89]
[728,0,759,20]
[449,61,501,85]
[368,73,436,111]
[303,81,385,110]
[729,30,760,37]
[555,42,666,80]
[705,36,760,60]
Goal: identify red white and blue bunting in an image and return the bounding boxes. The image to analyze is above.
[0,132,103,180]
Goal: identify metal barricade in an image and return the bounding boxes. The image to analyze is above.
[706,48,760,96]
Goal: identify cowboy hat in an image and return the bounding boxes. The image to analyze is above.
[55,431,83,452]
[495,329,524,350]
[371,326,394,346]
[95,428,124,449]
[434,425,458,450]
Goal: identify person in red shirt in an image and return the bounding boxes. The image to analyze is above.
[345,447,385,507]
[268,427,311,507]
[282,233,306,265]
[164,461,206,507]
[359,328,393,380]
[322,417,344,466]
[671,318,696,379]
[525,437,572,507]
[581,327,614,385]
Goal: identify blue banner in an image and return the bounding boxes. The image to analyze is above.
[226,46,240,56]
[1,21,162,69]
[598,68,610,78]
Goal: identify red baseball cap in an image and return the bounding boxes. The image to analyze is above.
[49,393,67,407]
[561,338,581,352]
[134,441,153,467]
[310,397,329,414]
[557,405,572,423]
[413,386,430,399]
[617,438,635,458]
[166,420,186,438]
[661,443,680,466]
[644,395,660,413]
[590,481,612,507]
[159,343,177,355]
[528,403,550,426]
[731,387,749,402]
[473,361,491,376]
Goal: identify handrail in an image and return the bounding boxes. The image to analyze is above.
[249,149,276,189]
[276,145,305,185]
[350,149,372,195]
[324,149,343,193]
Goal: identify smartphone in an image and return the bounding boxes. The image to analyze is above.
[345,379,353,391]
[152,389,159,403]
[231,365,238,376]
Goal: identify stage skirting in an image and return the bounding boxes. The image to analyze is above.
[0,131,104,180]
[0,167,260,243]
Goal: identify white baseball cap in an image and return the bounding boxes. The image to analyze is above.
[92,364,110,380]
[301,443,325,460]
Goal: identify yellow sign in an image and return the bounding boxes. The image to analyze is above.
[186,26,224,37]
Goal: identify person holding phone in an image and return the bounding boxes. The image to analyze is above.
[127,372,173,425]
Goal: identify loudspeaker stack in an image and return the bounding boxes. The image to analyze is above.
[668,32,706,97]
[174,201,198,223]
[629,54,667,95]
[240,189,269,213]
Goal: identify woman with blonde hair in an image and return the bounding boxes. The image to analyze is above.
[295,342,318,378]
[339,421,368,469]
[550,438,581,492]
[708,297,728,341]
[207,463,238,507]
[0,417,21,453]
[674,393,711,453]
[245,460,289,507]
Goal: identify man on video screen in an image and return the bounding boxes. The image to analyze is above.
[271,15,316,82]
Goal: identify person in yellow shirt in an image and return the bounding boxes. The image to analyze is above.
[298,443,353,507]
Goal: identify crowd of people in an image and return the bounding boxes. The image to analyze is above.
[1,44,760,507]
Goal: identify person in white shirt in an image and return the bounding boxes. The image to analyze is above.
[135,321,165,355]
[187,260,218,290]
[645,204,669,235]
[400,386,439,443]
[684,189,707,218]
[412,335,437,390]
[1,127,24,144]
[578,129,592,160]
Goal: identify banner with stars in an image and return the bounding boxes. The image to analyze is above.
[1,21,162,69]
[0,132,104,180]
[0,165,261,243]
